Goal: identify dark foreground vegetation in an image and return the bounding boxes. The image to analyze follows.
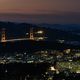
[0,63,80,80]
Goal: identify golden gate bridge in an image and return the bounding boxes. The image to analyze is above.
[1,28,46,43]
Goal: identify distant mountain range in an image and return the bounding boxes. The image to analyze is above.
[0,22,80,41]
[38,23,80,31]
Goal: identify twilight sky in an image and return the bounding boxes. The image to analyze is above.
[0,0,80,23]
[0,0,80,14]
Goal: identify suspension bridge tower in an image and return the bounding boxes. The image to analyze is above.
[30,27,34,40]
[1,28,6,42]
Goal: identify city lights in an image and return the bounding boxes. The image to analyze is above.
[38,37,44,40]
[50,66,56,71]
[37,30,43,34]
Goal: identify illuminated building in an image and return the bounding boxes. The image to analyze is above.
[36,30,43,34]
[64,49,71,54]
[50,66,56,71]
